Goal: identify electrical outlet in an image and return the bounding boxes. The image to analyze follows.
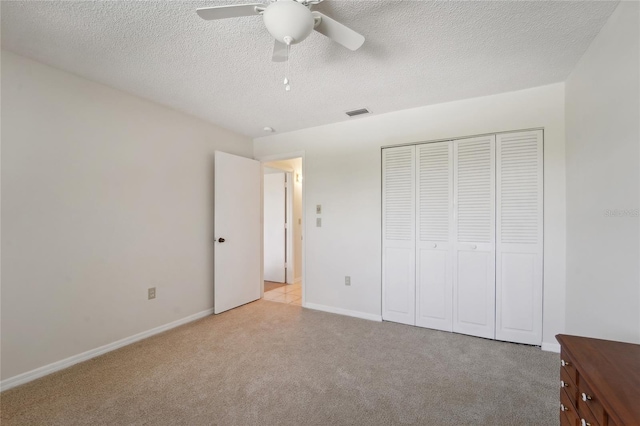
[345,276,351,286]
[316,218,322,227]
[148,287,156,300]
[316,204,322,214]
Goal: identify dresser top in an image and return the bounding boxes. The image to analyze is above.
[556,334,640,425]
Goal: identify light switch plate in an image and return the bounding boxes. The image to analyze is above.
[148,287,156,300]
[316,218,322,227]
[345,276,351,286]
[316,204,322,214]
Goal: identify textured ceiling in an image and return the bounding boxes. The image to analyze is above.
[1,0,618,138]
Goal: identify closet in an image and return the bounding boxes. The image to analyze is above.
[382,130,543,345]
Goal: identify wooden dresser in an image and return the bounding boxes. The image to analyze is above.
[556,334,640,426]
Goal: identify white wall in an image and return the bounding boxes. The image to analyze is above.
[0,51,253,380]
[565,1,640,344]
[254,83,566,349]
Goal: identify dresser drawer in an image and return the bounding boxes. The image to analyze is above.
[578,379,606,426]
[560,387,579,425]
[561,365,578,405]
[561,349,578,384]
[577,398,600,426]
[561,408,579,426]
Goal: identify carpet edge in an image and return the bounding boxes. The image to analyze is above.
[0,308,214,392]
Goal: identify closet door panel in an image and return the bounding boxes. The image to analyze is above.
[417,249,449,326]
[384,247,415,318]
[382,146,416,325]
[456,250,492,326]
[496,130,543,345]
[499,251,538,332]
[453,136,496,340]
[415,142,453,331]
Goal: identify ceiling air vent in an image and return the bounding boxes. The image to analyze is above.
[345,108,371,117]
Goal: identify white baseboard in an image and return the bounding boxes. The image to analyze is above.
[303,302,382,322]
[0,308,214,392]
[541,342,561,353]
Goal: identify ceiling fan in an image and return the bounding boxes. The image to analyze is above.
[196,0,365,63]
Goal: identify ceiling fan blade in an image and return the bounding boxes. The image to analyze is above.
[272,40,289,62]
[311,11,364,51]
[196,4,265,21]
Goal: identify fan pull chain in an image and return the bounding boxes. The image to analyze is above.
[284,43,291,92]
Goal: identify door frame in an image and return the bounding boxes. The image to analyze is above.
[257,151,306,306]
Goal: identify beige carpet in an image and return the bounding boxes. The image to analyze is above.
[0,300,559,425]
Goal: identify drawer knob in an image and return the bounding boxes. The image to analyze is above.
[560,380,568,388]
[581,392,592,402]
[581,419,591,426]
[561,359,570,367]
[560,403,569,412]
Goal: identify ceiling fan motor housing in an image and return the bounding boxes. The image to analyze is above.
[263,0,315,44]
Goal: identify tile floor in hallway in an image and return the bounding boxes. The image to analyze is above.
[263,283,302,306]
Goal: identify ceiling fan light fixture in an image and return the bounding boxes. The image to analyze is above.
[262,0,315,44]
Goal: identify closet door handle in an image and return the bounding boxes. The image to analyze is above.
[433,243,437,248]
[471,244,477,250]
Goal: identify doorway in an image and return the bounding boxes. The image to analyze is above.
[262,156,304,306]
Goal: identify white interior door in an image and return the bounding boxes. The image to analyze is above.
[214,151,262,314]
[264,172,286,283]
[415,142,454,331]
[382,146,416,325]
[496,130,543,345]
[453,136,496,339]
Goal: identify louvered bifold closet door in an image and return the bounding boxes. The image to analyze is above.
[496,130,543,345]
[382,146,416,325]
[453,136,496,339]
[415,142,453,331]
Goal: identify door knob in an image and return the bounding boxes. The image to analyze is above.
[218,238,226,243]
